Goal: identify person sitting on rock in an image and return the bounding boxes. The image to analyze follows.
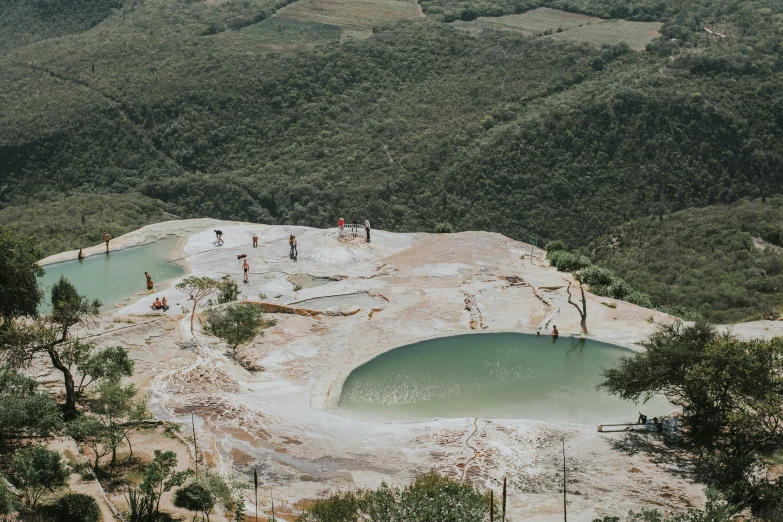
[151,298,162,310]
[161,297,170,311]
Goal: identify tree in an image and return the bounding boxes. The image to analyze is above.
[0,226,44,322]
[0,277,100,413]
[174,470,240,522]
[13,446,69,507]
[599,322,783,509]
[176,277,219,332]
[92,380,150,467]
[140,450,193,515]
[76,345,134,396]
[66,416,110,471]
[0,365,62,442]
[204,303,269,350]
[565,281,588,335]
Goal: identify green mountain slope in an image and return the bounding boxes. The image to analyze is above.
[1,0,782,252]
[587,197,783,323]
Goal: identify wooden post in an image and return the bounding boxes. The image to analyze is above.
[254,467,258,522]
[490,490,494,522]
[191,413,198,477]
[502,476,507,522]
[562,439,567,522]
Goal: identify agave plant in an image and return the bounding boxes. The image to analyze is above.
[125,488,154,522]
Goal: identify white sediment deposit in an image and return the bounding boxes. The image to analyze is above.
[39,219,783,520]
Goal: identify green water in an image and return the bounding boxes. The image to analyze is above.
[338,333,671,424]
[38,237,185,313]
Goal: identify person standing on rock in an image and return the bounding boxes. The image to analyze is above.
[252,233,258,248]
[214,229,224,245]
[351,218,358,237]
[338,217,345,238]
[364,219,371,243]
[102,232,112,252]
[291,236,298,260]
[243,259,249,283]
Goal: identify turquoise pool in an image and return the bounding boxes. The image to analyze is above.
[38,237,185,313]
[338,332,671,424]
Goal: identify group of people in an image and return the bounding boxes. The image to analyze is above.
[337,217,371,243]
[150,296,170,311]
[75,231,112,260]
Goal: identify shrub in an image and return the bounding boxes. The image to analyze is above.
[434,222,454,233]
[217,275,240,304]
[626,291,654,309]
[0,475,18,517]
[547,250,591,272]
[204,303,272,349]
[13,446,69,507]
[53,493,100,522]
[545,239,567,252]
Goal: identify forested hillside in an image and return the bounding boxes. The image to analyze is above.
[2,0,783,319]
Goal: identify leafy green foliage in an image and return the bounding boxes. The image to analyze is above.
[140,450,193,515]
[434,222,455,233]
[91,380,150,468]
[204,303,272,349]
[177,276,219,331]
[0,226,44,320]
[0,474,18,516]
[216,275,240,304]
[546,250,591,272]
[174,470,242,522]
[53,493,101,522]
[0,365,62,442]
[0,194,174,257]
[599,322,783,513]
[76,345,134,395]
[588,197,783,323]
[12,446,69,507]
[299,471,493,522]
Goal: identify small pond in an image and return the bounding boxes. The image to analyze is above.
[338,332,671,424]
[291,292,379,310]
[38,237,185,313]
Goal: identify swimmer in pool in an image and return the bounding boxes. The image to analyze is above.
[550,325,559,340]
[145,272,154,291]
[78,249,85,260]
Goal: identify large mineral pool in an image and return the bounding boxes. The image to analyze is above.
[38,237,185,313]
[338,333,671,424]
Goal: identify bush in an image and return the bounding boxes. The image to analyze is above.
[434,222,454,233]
[0,475,18,517]
[545,239,567,252]
[216,275,240,304]
[53,494,100,522]
[13,446,69,507]
[626,291,654,309]
[204,303,272,349]
[547,250,591,272]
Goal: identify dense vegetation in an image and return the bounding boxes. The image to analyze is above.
[0,194,173,256]
[586,197,783,322]
[600,322,783,518]
[2,0,783,318]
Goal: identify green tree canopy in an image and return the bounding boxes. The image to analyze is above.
[0,226,44,321]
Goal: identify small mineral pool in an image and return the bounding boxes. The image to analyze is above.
[291,292,379,310]
[338,333,671,424]
[38,237,185,313]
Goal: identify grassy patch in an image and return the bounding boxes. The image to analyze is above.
[472,8,601,33]
[276,0,423,30]
[548,19,662,49]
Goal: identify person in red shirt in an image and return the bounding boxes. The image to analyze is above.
[338,217,345,237]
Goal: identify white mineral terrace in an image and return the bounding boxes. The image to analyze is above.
[38,219,783,520]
